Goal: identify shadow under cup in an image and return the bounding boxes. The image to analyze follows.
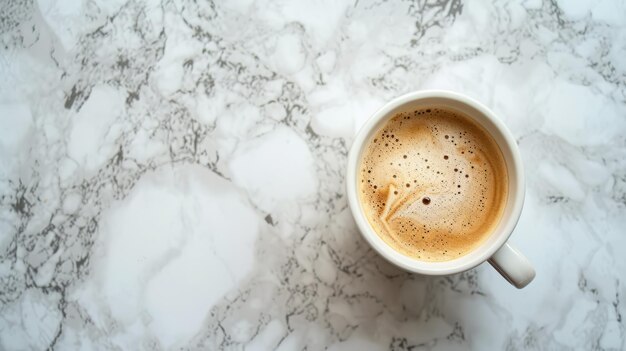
[347,91,525,277]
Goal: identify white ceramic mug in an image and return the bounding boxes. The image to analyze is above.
[346,90,535,288]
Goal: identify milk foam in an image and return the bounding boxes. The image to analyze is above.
[358,107,508,262]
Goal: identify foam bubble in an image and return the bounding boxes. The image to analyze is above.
[358,107,508,262]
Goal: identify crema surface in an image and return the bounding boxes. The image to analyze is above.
[358,107,508,262]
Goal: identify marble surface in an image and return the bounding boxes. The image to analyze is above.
[1,0,626,349]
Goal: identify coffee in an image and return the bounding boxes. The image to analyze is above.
[358,107,508,262]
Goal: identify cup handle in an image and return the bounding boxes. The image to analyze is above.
[488,243,535,288]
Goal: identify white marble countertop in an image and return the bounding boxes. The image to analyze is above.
[1,0,625,349]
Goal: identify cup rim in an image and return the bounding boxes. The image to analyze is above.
[346,90,525,275]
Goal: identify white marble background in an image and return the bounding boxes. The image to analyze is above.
[1,0,625,349]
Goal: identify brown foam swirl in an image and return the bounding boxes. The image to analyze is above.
[358,107,508,262]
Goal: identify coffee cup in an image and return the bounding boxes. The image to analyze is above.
[346,90,535,288]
